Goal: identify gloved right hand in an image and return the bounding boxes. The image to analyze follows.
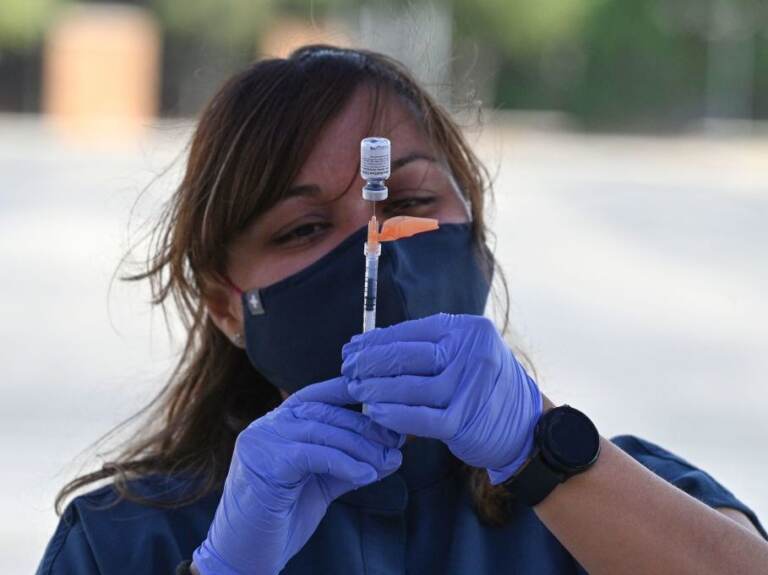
[192,376,404,575]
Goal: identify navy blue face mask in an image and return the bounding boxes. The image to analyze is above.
[240,222,492,393]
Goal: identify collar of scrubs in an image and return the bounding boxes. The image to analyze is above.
[336,436,462,513]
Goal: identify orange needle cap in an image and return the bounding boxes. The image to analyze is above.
[377,216,439,242]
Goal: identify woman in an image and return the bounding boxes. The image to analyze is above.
[37,45,767,575]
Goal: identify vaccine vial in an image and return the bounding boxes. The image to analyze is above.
[360,137,390,201]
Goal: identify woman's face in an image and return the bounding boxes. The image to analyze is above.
[206,86,471,397]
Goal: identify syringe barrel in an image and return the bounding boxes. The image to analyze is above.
[363,243,381,332]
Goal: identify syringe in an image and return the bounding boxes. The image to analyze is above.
[359,137,440,333]
[360,137,390,333]
[358,138,439,414]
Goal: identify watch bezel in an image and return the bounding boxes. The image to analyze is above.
[535,405,601,475]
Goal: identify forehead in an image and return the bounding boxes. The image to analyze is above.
[292,85,435,189]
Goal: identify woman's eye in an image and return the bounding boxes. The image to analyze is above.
[383,197,435,214]
[274,222,330,245]
[272,197,435,245]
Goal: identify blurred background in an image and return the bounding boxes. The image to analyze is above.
[1,0,766,571]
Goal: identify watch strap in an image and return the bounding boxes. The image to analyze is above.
[504,449,565,507]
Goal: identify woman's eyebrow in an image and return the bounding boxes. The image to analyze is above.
[390,151,436,172]
[284,152,437,199]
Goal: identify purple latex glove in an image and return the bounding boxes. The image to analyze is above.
[193,377,404,575]
[341,313,542,484]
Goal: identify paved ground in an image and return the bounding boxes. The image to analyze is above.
[1,114,766,571]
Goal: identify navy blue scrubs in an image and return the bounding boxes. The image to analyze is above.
[37,435,766,574]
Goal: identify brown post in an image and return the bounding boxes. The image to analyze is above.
[43,4,160,142]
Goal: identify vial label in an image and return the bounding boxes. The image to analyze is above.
[361,137,391,180]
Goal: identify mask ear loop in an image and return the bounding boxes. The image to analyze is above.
[222,274,244,296]
[221,274,247,347]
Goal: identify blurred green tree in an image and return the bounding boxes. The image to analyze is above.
[150,0,273,50]
[563,0,709,130]
[454,0,599,54]
[453,0,767,126]
[0,0,66,49]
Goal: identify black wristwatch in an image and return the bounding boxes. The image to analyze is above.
[502,405,600,506]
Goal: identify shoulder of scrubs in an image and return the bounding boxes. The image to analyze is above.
[35,475,220,575]
[611,434,767,539]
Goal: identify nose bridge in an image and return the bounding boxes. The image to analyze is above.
[337,182,375,236]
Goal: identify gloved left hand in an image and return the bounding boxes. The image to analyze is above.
[341,313,543,484]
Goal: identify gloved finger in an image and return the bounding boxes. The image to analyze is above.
[342,313,457,359]
[364,402,453,439]
[282,376,356,408]
[347,374,454,408]
[289,443,380,486]
[289,402,404,449]
[341,341,447,380]
[276,410,403,474]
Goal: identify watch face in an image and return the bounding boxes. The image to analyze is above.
[542,406,600,470]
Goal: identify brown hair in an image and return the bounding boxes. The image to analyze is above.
[56,44,534,526]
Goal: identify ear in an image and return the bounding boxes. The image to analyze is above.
[204,281,245,349]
